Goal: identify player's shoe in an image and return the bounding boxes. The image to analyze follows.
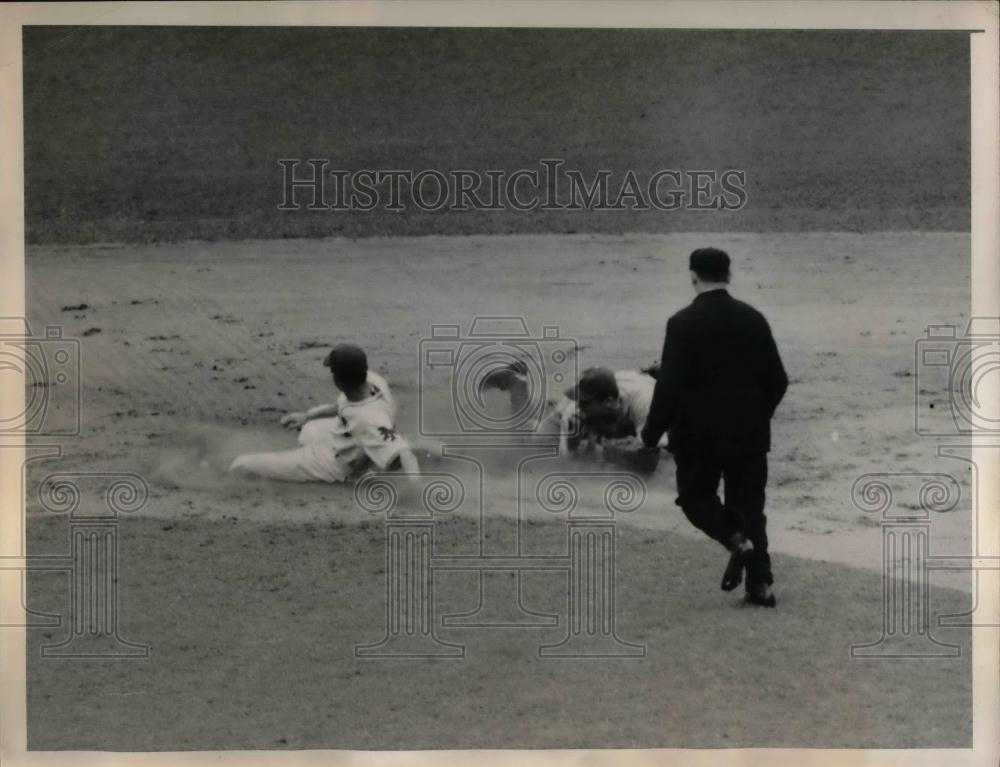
[744,582,777,608]
[721,536,753,591]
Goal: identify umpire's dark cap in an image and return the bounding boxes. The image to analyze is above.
[323,343,368,386]
[689,247,731,281]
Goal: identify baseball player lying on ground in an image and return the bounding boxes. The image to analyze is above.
[230,343,420,483]
[481,362,665,473]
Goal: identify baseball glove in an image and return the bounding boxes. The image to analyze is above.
[601,435,661,475]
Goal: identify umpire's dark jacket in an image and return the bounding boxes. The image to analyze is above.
[641,289,788,455]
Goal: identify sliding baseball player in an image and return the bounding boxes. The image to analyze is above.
[230,343,420,483]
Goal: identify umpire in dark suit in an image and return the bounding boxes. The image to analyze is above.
[640,248,788,607]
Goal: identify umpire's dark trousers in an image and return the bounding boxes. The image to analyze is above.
[673,452,772,587]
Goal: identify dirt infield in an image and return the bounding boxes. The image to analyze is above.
[24,230,974,748]
[26,231,973,588]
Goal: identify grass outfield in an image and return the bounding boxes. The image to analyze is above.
[23,28,969,243]
[27,513,971,750]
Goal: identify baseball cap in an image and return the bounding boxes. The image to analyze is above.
[323,343,368,387]
[576,367,619,404]
[689,247,731,281]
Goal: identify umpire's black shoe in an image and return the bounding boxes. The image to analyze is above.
[721,538,753,592]
[745,582,777,608]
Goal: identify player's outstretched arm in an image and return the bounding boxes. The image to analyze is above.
[281,403,339,430]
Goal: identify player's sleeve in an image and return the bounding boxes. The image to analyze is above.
[625,373,664,444]
[356,409,410,470]
[553,397,583,453]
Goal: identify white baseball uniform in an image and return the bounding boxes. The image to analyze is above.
[229,372,409,483]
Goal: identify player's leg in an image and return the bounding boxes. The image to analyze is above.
[229,445,348,483]
[297,418,337,446]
